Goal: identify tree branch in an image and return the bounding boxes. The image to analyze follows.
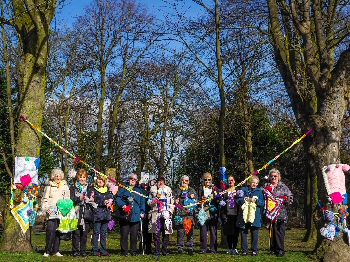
[0,152,13,178]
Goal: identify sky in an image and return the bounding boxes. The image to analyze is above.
[54,0,202,28]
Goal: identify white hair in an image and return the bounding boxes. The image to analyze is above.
[50,168,64,180]
[182,175,189,181]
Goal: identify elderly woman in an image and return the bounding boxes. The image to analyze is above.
[69,168,94,257]
[236,176,265,256]
[197,172,220,254]
[116,173,145,256]
[41,168,70,257]
[147,177,174,256]
[173,175,197,256]
[263,168,293,257]
[220,175,240,255]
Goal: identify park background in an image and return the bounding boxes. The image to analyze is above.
[0,0,350,261]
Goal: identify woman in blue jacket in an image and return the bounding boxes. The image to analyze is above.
[116,173,145,256]
[236,176,265,256]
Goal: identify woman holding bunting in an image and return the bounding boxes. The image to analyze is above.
[236,176,265,256]
[91,175,113,257]
[219,175,240,255]
[69,168,94,257]
[263,168,293,257]
[197,172,220,254]
[147,177,174,256]
[41,168,70,257]
[116,173,145,256]
[173,175,197,256]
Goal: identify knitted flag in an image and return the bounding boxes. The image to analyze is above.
[264,190,285,222]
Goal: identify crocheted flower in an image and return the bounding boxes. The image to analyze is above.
[123,205,130,212]
[236,190,244,198]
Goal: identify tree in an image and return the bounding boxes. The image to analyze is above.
[267,0,350,259]
[0,0,58,252]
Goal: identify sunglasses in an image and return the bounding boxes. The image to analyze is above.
[129,177,137,181]
[270,175,278,178]
[182,180,189,182]
[204,179,212,181]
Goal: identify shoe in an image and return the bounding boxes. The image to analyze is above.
[199,250,206,254]
[43,253,49,257]
[53,252,63,257]
[233,249,238,255]
[178,250,183,255]
[242,252,248,256]
[131,252,138,256]
[270,250,276,255]
[121,252,128,256]
[81,253,88,257]
[94,253,101,257]
[101,253,110,256]
[211,251,216,254]
[252,252,258,256]
[188,249,194,256]
[227,249,233,255]
[73,252,80,257]
[162,252,169,256]
[277,251,285,257]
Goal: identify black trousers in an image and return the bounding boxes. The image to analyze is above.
[199,218,218,252]
[120,221,139,254]
[45,219,60,254]
[72,223,91,254]
[270,220,286,254]
[227,233,239,250]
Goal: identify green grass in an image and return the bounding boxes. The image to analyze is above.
[0,228,315,262]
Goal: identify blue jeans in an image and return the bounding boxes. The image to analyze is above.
[92,220,109,255]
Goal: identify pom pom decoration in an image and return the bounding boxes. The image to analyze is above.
[108,219,115,230]
[20,174,32,187]
[174,215,183,225]
[123,205,130,213]
[198,208,209,226]
[324,210,335,222]
[236,190,244,198]
[219,200,226,206]
[219,167,227,190]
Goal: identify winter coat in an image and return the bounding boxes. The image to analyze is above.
[220,190,239,235]
[116,183,146,223]
[197,185,220,219]
[236,186,265,228]
[70,183,94,224]
[92,187,113,222]
[263,181,293,222]
[41,180,70,218]
[147,185,175,234]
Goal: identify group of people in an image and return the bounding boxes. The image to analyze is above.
[40,167,293,258]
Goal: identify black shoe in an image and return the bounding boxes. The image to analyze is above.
[199,250,206,254]
[178,250,183,255]
[211,251,216,254]
[73,252,80,257]
[277,251,285,257]
[121,252,128,256]
[188,250,194,256]
[242,252,248,256]
[81,253,88,257]
[131,253,138,256]
[162,252,169,256]
[270,251,276,255]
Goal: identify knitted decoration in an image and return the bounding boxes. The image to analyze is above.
[108,219,115,230]
[324,210,335,222]
[184,197,196,212]
[264,190,285,222]
[174,215,183,225]
[183,218,192,234]
[322,164,350,204]
[320,222,340,241]
[165,218,172,231]
[241,199,256,223]
[57,199,74,216]
[236,190,244,198]
[198,208,209,226]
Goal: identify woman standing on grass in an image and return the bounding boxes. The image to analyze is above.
[220,175,240,255]
[69,168,94,257]
[236,176,265,256]
[91,175,113,257]
[41,168,70,257]
[263,168,293,257]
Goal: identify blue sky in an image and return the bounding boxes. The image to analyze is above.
[55,0,202,28]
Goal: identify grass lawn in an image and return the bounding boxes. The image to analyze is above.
[0,227,316,261]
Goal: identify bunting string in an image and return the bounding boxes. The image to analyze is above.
[21,115,312,209]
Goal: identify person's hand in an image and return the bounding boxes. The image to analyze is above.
[210,194,214,199]
[89,197,94,202]
[190,193,195,199]
[252,198,257,203]
[175,198,180,204]
[244,197,249,201]
[140,213,145,219]
[80,194,85,201]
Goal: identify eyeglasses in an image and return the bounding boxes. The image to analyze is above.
[129,177,137,181]
[182,180,189,182]
[270,175,278,178]
[204,179,212,181]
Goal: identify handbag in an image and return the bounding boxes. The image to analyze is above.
[83,203,94,223]
[113,207,131,222]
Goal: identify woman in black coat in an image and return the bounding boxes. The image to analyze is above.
[70,169,94,257]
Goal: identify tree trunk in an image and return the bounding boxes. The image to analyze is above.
[0,0,57,252]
